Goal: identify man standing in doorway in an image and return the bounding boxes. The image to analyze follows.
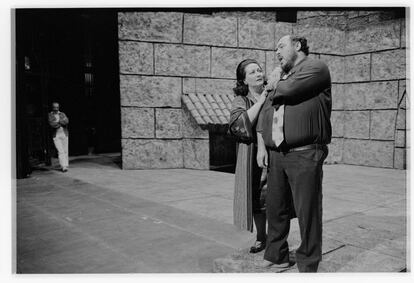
[256,35,332,272]
[48,102,69,172]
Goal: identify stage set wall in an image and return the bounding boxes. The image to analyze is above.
[118,9,408,170]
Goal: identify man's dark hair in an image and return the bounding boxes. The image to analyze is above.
[291,36,309,56]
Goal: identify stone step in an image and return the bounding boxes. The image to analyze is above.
[213,236,345,273]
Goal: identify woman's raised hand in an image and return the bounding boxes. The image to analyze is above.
[267,66,282,91]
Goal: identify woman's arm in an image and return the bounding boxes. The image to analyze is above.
[246,90,266,123]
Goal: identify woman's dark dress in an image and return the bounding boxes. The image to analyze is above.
[229,94,266,232]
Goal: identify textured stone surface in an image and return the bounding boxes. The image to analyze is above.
[343,111,370,139]
[332,84,344,110]
[155,109,182,139]
[401,18,406,48]
[325,138,343,164]
[331,111,344,138]
[320,55,344,83]
[155,44,210,77]
[182,109,209,139]
[121,107,154,138]
[395,130,406,148]
[370,110,397,140]
[344,81,398,110]
[274,22,294,42]
[297,14,347,31]
[371,49,406,80]
[183,139,209,169]
[211,47,266,79]
[394,148,406,169]
[119,41,153,75]
[122,139,183,169]
[120,75,181,107]
[343,139,394,168]
[213,11,276,22]
[294,25,345,54]
[297,11,327,19]
[398,80,407,109]
[195,78,236,96]
[265,51,278,77]
[238,18,274,49]
[396,109,406,130]
[184,14,237,47]
[346,19,401,54]
[344,54,370,82]
[118,12,183,43]
[183,78,196,94]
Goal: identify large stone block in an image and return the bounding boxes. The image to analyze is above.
[320,55,344,83]
[394,148,406,169]
[331,111,344,138]
[183,77,196,94]
[155,44,210,77]
[213,11,276,22]
[119,41,153,75]
[184,14,237,47]
[396,109,406,130]
[238,18,274,49]
[155,108,182,138]
[274,22,294,43]
[297,11,327,19]
[325,138,343,164]
[118,12,183,43]
[371,49,406,80]
[401,18,406,48]
[344,54,370,82]
[395,130,406,148]
[121,107,154,138]
[332,84,345,110]
[297,14,347,30]
[183,139,209,169]
[343,139,394,168]
[398,80,407,109]
[294,25,345,54]
[182,108,209,139]
[195,78,236,96]
[265,51,278,78]
[211,47,266,79]
[370,110,397,140]
[344,81,398,110]
[346,19,401,54]
[120,75,181,107]
[343,111,370,139]
[122,139,183,169]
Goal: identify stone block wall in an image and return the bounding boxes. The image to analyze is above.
[296,10,407,169]
[119,9,407,170]
[118,11,294,169]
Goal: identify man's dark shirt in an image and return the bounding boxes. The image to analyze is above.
[257,56,332,149]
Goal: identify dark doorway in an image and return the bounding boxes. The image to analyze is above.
[209,129,237,173]
[16,9,121,178]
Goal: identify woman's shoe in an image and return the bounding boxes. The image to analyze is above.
[249,241,266,253]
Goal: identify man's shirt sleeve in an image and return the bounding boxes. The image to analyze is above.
[274,60,331,105]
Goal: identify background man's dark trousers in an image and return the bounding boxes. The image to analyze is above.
[264,145,328,272]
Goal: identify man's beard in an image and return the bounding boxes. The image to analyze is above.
[281,52,297,73]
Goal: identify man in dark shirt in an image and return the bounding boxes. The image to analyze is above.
[256,35,332,272]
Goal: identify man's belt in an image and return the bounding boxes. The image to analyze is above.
[284,144,325,153]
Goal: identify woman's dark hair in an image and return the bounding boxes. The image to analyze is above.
[233,59,265,97]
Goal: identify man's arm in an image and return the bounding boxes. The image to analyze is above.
[59,113,69,126]
[256,132,268,168]
[48,113,60,128]
[274,61,330,105]
[256,98,269,168]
